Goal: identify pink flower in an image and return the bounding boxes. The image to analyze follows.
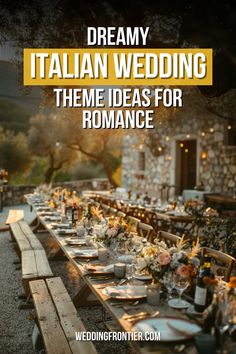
[177,264,190,278]
[157,251,171,265]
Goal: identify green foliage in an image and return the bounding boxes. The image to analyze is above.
[70,161,106,180]
[26,157,48,184]
[0,99,30,132]
[0,127,31,176]
[200,217,236,258]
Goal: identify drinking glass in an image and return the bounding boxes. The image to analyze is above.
[168,275,189,308]
[126,264,135,284]
[163,272,175,300]
[175,277,189,304]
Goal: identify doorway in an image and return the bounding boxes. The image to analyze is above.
[175,139,197,195]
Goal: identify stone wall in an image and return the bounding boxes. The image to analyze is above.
[1,178,111,206]
[122,89,236,198]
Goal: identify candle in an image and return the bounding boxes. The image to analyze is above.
[76,225,85,237]
[114,263,126,279]
[98,248,108,262]
[147,284,161,306]
[85,235,92,246]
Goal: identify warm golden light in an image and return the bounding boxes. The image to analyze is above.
[201,151,207,159]
[185,148,189,153]
[180,143,184,148]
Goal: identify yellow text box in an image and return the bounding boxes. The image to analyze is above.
[24,48,212,86]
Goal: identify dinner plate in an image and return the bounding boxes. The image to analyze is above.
[38,211,55,215]
[72,249,98,258]
[168,298,190,309]
[56,229,76,235]
[87,264,114,275]
[133,273,152,281]
[102,285,147,299]
[51,222,71,229]
[133,317,201,342]
[165,211,188,217]
[44,216,61,221]
[35,205,50,210]
[65,238,86,245]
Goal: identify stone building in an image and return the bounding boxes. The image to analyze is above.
[122,88,236,198]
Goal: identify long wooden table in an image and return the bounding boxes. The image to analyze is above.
[94,192,195,234]
[27,200,198,354]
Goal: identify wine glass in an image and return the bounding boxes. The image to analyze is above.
[163,272,175,300]
[132,237,143,255]
[126,264,135,284]
[168,275,189,308]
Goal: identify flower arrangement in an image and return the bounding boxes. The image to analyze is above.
[35,183,53,198]
[93,216,129,246]
[184,199,205,217]
[228,277,236,289]
[138,237,200,281]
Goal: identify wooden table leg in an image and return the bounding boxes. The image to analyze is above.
[48,246,67,260]
[73,283,99,307]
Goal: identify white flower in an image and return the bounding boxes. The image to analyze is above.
[169,247,177,255]
[191,257,200,267]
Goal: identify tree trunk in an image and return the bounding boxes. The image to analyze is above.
[43,166,55,184]
[101,158,118,188]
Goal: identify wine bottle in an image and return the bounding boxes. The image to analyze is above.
[72,203,78,226]
[86,204,92,220]
[194,256,214,312]
[65,205,72,221]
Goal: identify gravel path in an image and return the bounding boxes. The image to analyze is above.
[0,205,135,354]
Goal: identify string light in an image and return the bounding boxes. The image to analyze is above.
[201,132,205,137]
[185,148,189,153]
[209,128,214,133]
[165,136,170,141]
[228,125,232,130]
[158,147,163,152]
[180,143,184,148]
[201,151,207,160]
[186,134,190,138]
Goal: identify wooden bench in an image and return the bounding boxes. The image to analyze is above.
[0,221,9,232]
[30,277,97,354]
[10,221,43,255]
[6,209,24,224]
[0,209,24,232]
[22,249,53,295]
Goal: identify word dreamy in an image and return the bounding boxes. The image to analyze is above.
[24,49,212,86]
[87,27,150,46]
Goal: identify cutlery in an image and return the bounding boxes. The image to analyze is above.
[127,310,160,323]
[123,311,150,320]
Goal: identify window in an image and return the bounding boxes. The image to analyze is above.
[138,152,145,171]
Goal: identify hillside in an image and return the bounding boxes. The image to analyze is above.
[0,61,42,132]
